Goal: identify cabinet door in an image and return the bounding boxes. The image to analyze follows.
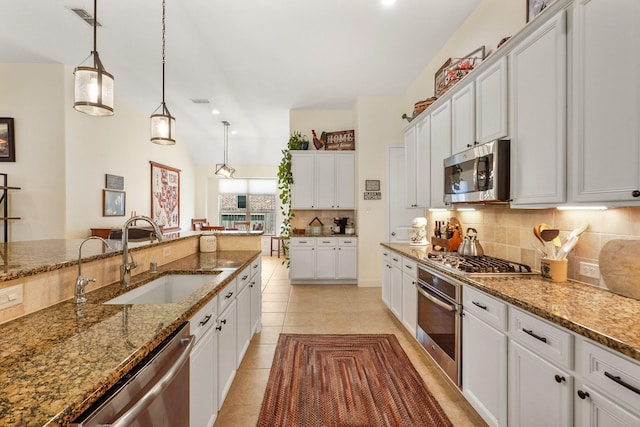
[509,340,573,427]
[249,276,261,334]
[451,82,476,154]
[235,283,252,366]
[315,246,337,279]
[430,101,452,208]
[217,301,237,410]
[190,329,217,427]
[404,125,418,207]
[416,115,431,207]
[401,271,417,336]
[390,265,403,320]
[381,253,391,307]
[462,312,507,427]
[509,11,567,206]
[476,57,508,144]
[314,153,336,209]
[291,153,315,208]
[575,384,640,427]
[289,245,315,280]
[335,153,355,209]
[337,246,357,279]
[570,0,640,203]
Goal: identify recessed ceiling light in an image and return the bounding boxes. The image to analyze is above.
[381,0,396,7]
[211,109,220,115]
[231,130,238,135]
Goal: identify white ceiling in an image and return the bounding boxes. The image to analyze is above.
[0,0,480,166]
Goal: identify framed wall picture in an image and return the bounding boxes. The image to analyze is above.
[103,190,126,216]
[365,180,380,191]
[434,58,452,98]
[0,118,16,162]
[150,161,181,230]
[527,0,555,22]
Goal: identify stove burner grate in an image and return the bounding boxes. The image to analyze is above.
[427,253,532,274]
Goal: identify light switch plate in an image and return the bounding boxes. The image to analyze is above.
[0,283,24,310]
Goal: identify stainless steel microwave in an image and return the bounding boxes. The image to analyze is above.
[443,139,510,203]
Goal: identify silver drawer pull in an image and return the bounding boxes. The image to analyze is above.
[242,275,248,280]
[199,314,212,326]
[604,371,640,395]
[392,257,399,262]
[522,328,547,343]
[225,292,233,299]
[472,301,487,310]
[404,264,413,269]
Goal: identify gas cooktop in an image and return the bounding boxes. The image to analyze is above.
[425,252,533,275]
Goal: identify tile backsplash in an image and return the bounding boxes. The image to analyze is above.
[292,210,356,234]
[427,206,640,289]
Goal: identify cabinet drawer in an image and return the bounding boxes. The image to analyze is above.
[317,238,337,247]
[218,277,237,314]
[463,286,507,331]
[338,237,357,247]
[381,249,391,263]
[190,296,217,343]
[401,257,417,276]
[510,307,573,368]
[237,265,252,291]
[250,258,261,279]
[290,237,315,247]
[390,252,403,269]
[579,339,640,411]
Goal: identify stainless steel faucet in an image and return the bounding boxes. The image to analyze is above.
[75,236,112,304]
[120,215,164,286]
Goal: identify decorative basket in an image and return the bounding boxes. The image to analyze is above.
[413,97,437,115]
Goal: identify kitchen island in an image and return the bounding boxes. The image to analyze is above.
[0,236,260,426]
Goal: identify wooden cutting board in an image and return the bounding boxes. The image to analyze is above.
[599,239,640,300]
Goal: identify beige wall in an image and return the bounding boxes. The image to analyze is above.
[0,63,197,240]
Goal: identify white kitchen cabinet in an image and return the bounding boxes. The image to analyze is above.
[389,254,403,320]
[290,236,357,283]
[336,237,357,280]
[451,81,476,155]
[381,250,392,306]
[404,125,418,208]
[249,258,262,334]
[574,384,640,427]
[400,258,417,336]
[404,115,432,208]
[462,286,508,427]
[315,238,337,279]
[475,56,508,144]
[190,297,218,427]
[289,238,316,280]
[570,0,640,204]
[235,279,251,366]
[216,300,237,411]
[509,10,567,206]
[291,151,355,209]
[509,340,573,427]
[430,101,452,208]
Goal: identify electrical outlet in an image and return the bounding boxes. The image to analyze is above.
[0,284,23,310]
[579,262,600,279]
[162,246,172,257]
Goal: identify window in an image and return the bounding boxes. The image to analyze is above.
[218,179,277,234]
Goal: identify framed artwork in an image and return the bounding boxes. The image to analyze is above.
[527,0,555,22]
[103,190,126,216]
[365,180,380,191]
[150,161,181,230]
[105,174,124,190]
[434,58,452,98]
[0,118,16,162]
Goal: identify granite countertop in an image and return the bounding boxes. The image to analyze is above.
[0,249,260,427]
[381,242,640,363]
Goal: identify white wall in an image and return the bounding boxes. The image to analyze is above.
[0,63,197,240]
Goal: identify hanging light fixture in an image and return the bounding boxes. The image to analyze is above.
[73,0,114,116]
[215,121,235,178]
[150,0,176,145]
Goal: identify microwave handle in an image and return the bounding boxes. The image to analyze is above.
[473,156,480,191]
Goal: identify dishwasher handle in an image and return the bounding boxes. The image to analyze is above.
[106,334,195,427]
[416,283,457,313]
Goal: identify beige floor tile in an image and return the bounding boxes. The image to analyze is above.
[238,344,276,369]
[222,369,270,406]
[215,403,263,427]
[261,293,289,303]
[261,301,288,313]
[281,324,327,334]
[262,284,291,294]
[283,311,324,326]
[250,326,282,345]
[260,312,285,327]
[285,300,324,313]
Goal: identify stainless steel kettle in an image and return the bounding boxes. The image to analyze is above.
[458,227,484,257]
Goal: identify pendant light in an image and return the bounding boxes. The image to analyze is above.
[150,0,176,145]
[215,121,235,178]
[73,0,114,116]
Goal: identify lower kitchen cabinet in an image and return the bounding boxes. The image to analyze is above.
[401,258,417,336]
[381,250,392,306]
[236,280,252,366]
[290,236,357,283]
[336,238,357,279]
[190,297,218,427]
[217,299,237,411]
[389,254,403,319]
[249,260,262,334]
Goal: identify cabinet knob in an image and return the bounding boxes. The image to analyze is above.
[633,190,640,198]
[577,390,590,400]
[467,144,472,148]
[215,325,222,331]
[554,374,566,383]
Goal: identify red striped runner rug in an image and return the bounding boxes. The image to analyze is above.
[257,334,453,427]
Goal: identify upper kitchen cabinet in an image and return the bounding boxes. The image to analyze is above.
[451,81,476,154]
[475,57,508,145]
[509,10,567,206]
[569,0,640,205]
[404,114,431,208]
[291,151,355,209]
[430,100,452,208]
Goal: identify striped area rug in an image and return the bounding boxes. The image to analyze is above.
[257,334,453,427]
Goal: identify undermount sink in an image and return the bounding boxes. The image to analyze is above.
[105,272,224,305]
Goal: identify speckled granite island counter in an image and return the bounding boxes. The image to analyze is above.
[381,242,640,363]
[0,242,260,426]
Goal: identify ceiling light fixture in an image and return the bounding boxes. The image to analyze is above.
[150,0,176,145]
[215,121,235,178]
[73,0,114,116]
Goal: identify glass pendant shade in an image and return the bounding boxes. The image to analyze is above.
[215,164,235,178]
[215,121,234,178]
[74,63,114,116]
[150,104,176,145]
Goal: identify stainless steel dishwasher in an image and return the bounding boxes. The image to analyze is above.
[71,322,194,427]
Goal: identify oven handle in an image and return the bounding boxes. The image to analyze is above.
[416,283,457,313]
[105,334,195,427]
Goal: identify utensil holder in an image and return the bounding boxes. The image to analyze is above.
[541,258,567,283]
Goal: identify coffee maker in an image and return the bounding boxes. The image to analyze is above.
[333,217,348,234]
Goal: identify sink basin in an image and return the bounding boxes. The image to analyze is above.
[105,273,222,305]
